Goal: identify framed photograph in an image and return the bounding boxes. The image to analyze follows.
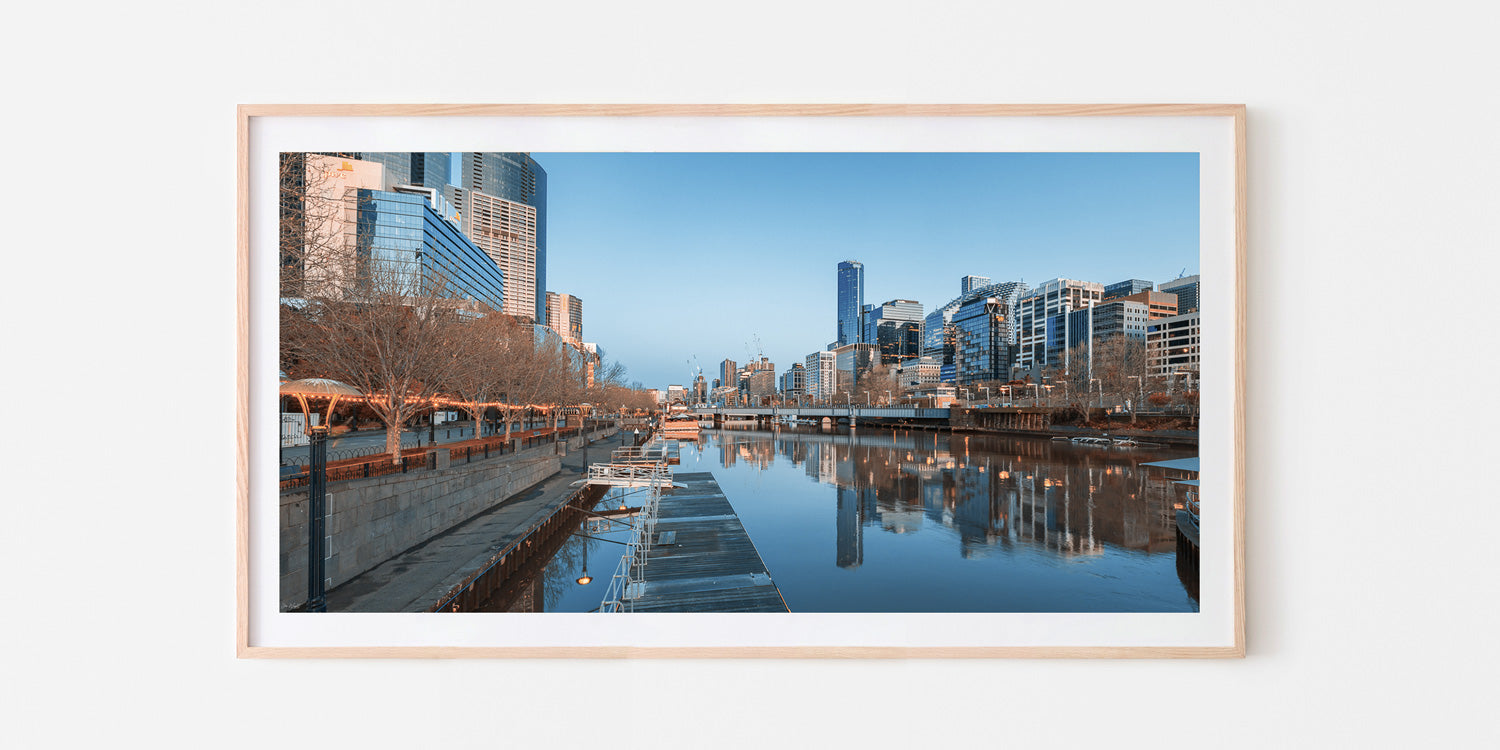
[238,104,1245,657]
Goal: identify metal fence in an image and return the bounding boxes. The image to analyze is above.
[279,427,589,491]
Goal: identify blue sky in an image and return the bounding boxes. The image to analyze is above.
[532,152,1199,389]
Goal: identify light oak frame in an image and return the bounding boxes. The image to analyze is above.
[238,103,1246,658]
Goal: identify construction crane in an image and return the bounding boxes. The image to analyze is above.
[746,334,765,364]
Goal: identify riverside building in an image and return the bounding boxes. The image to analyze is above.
[805,350,836,402]
[1147,311,1202,382]
[861,299,924,364]
[1159,275,1200,314]
[951,296,1014,385]
[1015,278,1105,373]
[924,278,1029,382]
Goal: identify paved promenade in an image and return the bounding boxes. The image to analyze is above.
[324,429,628,612]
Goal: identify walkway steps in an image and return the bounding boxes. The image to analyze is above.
[624,471,788,613]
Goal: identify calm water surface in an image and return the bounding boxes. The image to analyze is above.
[527,426,1198,613]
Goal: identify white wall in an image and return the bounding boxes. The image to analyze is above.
[4,1,1496,747]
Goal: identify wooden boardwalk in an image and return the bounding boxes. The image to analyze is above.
[624,471,788,612]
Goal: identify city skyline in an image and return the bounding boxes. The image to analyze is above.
[536,152,1199,389]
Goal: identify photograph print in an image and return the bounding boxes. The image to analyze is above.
[275,148,1207,618]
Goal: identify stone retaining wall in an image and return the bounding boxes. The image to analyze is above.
[280,427,616,610]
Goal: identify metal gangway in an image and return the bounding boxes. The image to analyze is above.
[590,453,673,613]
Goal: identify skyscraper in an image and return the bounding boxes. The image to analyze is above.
[456,153,548,322]
[443,185,538,321]
[719,359,738,392]
[837,260,864,346]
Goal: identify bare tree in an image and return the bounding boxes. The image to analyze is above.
[444,310,530,442]
[280,152,473,463]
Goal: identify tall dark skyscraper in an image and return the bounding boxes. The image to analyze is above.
[457,153,548,322]
[837,260,864,346]
[409,152,451,191]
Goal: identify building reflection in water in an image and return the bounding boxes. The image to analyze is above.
[708,427,1185,570]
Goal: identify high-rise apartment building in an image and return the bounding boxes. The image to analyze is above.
[1159,275,1200,314]
[747,370,777,404]
[805,351,836,402]
[719,359,738,392]
[837,260,865,345]
[456,153,548,322]
[1015,278,1105,373]
[545,291,583,346]
[443,185,538,321]
[961,275,992,295]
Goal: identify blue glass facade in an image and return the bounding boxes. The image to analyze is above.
[951,296,1013,385]
[410,152,451,191]
[837,261,864,346]
[1103,278,1154,300]
[353,189,505,311]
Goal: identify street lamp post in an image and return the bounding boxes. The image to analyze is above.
[281,378,362,613]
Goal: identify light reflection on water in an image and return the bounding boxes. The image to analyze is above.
[687,426,1198,613]
[530,426,1198,613]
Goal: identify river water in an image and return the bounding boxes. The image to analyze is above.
[519,426,1199,613]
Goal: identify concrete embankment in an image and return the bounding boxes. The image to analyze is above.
[280,427,616,611]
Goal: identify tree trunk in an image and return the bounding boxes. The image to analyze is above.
[502,406,513,442]
[385,419,403,464]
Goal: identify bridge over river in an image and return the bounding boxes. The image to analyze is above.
[690,405,1057,429]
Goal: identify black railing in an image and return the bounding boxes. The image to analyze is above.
[280,427,602,491]
[280,452,425,490]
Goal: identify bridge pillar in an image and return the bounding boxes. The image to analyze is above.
[849,416,857,429]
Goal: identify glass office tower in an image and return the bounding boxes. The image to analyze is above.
[352,188,505,311]
[837,260,865,346]
[951,296,1013,385]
